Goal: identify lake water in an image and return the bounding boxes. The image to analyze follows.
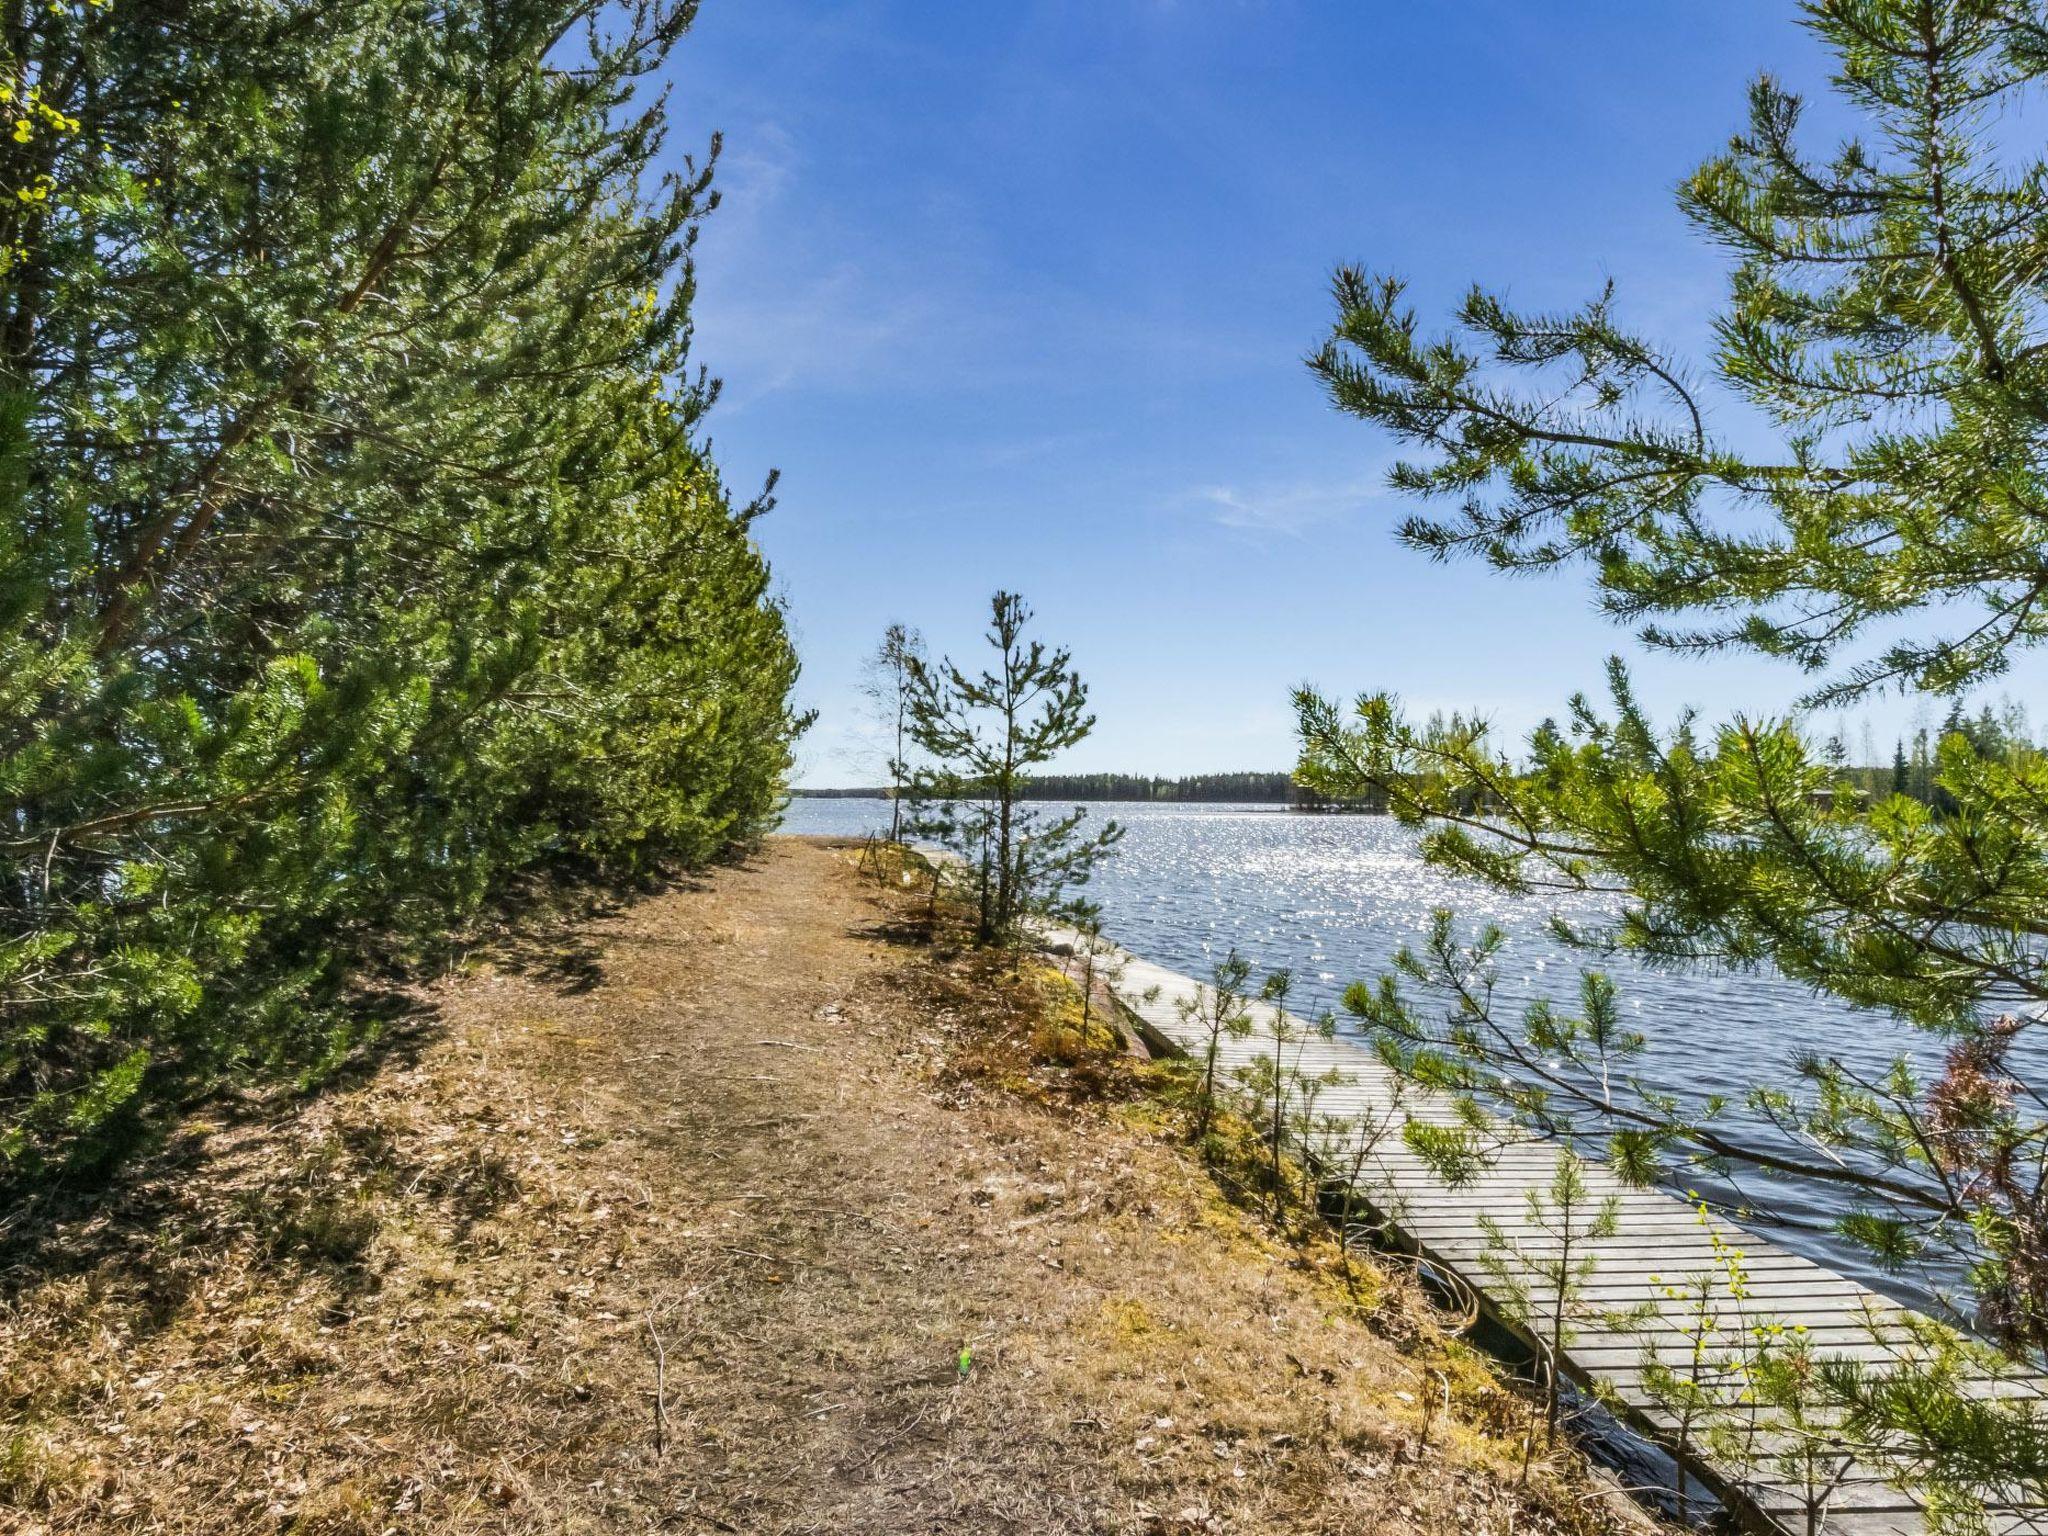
[778,796,1981,1318]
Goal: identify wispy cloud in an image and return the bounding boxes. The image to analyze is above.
[709,120,799,238]
[687,100,1282,418]
[693,263,960,412]
[690,120,966,410]
[1177,475,1383,538]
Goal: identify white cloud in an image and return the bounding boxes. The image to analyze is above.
[1178,475,1382,538]
[703,120,799,253]
[693,262,955,411]
[687,107,1284,418]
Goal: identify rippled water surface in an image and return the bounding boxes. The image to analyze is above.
[779,796,1979,1313]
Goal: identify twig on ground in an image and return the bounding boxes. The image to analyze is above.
[645,1309,670,1456]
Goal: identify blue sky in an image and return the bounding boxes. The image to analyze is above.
[666,2,2042,786]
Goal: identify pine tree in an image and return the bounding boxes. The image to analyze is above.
[1477,1150,1623,1442]
[0,0,802,1182]
[1229,970,1340,1226]
[1178,950,1255,1147]
[904,593,1121,944]
[1299,0,2048,1513]
[1910,726,1935,802]
[861,623,925,842]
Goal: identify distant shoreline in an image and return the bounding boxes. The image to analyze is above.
[788,785,1385,812]
[790,789,1291,801]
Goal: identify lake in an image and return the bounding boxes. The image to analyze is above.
[778,795,1982,1319]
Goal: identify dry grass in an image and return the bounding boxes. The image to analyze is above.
[0,838,1662,1536]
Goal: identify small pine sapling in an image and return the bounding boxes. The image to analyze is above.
[1477,1148,1623,1441]
[1179,950,1255,1147]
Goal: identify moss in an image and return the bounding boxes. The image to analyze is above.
[1021,963,1121,1065]
[1097,1294,1158,1346]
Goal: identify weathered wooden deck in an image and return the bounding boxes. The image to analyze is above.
[1051,933,2047,1536]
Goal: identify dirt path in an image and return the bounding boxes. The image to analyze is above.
[2,838,1633,1536]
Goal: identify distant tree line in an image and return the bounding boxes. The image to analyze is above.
[1588,696,2042,816]
[797,769,1389,806]
[805,702,2048,816]
[1017,770,1294,802]
[1822,700,2036,812]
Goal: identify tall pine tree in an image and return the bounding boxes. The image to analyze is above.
[1298,0,2048,1514]
[0,0,802,1183]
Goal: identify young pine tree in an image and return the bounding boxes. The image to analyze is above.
[904,592,1121,944]
[1477,1150,1623,1443]
[1179,950,1255,1148]
[1231,971,1340,1226]
[860,623,925,843]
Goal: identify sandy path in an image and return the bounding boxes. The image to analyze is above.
[499,837,1612,1535]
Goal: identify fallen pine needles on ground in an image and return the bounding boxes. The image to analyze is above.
[0,838,1663,1536]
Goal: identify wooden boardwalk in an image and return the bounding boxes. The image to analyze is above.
[1050,933,2047,1536]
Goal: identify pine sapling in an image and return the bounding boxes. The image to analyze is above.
[1478,1148,1622,1441]
[1180,950,1254,1147]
